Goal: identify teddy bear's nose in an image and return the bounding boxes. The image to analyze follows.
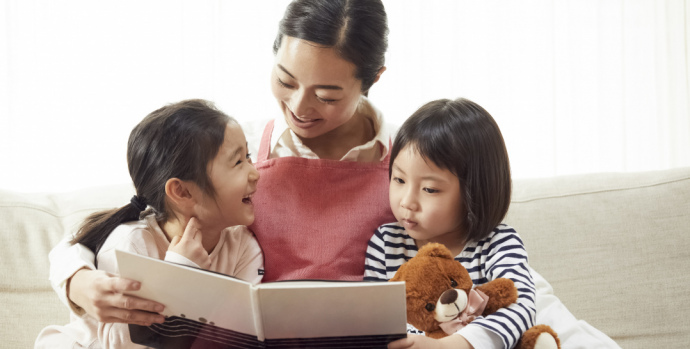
[440,289,458,304]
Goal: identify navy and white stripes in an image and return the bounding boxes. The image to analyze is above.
[364,222,536,349]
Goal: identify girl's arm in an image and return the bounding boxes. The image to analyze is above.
[458,226,536,348]
[388,333,474,349]
[363,227,389,281]
[49,236,165,326]
[226,225,264,285]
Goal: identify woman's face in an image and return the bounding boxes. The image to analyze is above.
[271,36,364,139]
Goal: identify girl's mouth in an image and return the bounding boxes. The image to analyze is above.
[242,193,254,204]
[401,218,417,229]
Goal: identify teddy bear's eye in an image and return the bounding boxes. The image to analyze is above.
[450,278,458,288]
[425,303,435,312]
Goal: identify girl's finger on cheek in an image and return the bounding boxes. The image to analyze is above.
[169,235,181,247]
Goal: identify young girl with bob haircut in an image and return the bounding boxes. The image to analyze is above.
[365,98,532,349]
[36,99,263,348]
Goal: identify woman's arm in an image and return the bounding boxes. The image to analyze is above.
[48,236,97,313]
[532,268,621,348]
[48,236,165,325]
[68,268,166,326]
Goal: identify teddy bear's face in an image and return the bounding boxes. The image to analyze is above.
[390,243,474,333]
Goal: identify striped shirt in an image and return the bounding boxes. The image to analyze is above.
[364,222,536,349]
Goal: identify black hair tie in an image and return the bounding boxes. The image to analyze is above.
[130,195,147,212]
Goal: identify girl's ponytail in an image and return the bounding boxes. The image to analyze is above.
[69,99,232,260]
[71,196,147,262]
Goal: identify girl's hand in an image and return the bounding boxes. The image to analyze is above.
[168,217,212,269]
[68,268,166,326]
[388,335,444,349]
[388,334,474,349]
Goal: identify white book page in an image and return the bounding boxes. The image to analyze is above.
[115,250,258,337]
[257,281,407,339]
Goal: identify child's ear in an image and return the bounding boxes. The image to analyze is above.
[373,66,386,84]
[165,178,196,210]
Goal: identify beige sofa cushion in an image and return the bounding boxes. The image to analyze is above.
[506,167,690,348]
[0,184,134,348]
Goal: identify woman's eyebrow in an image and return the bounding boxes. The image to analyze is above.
[277,64,343,91]
[277,64,295,79]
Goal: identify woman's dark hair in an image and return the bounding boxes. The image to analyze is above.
[273,0,389,95]
[390,98,512,242]
[71,99,235,258]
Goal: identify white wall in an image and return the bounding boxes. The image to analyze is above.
[1,0,688,192]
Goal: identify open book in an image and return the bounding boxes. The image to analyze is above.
[115,250,407,349]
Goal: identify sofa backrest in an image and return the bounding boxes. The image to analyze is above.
[506,167,690,348]
[1,167,689,348]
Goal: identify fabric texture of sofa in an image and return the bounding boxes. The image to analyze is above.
[1,167,689,348]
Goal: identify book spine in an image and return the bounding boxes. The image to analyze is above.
[250,286,265,342]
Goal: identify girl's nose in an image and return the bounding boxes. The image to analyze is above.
[400,191,418,211]
[249,163,260,182]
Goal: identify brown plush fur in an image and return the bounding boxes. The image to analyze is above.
[517,325,561,349]
[390,243,518,338]
[390,243,474,338]
[391,243,561,349]
[475,277,518,315]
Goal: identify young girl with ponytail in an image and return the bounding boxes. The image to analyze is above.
[35,99,263,348]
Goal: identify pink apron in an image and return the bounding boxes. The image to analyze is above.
[249,120,396,282]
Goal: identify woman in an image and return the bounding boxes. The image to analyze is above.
[51,0,392,327]
[49,1,618,348]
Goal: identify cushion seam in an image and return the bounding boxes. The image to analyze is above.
[512,176,690,203]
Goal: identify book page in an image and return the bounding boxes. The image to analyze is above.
[257,280,407,339]
[116,250,407,348]
[115,250,257,337]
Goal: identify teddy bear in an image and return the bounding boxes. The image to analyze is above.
[390,242,560,349]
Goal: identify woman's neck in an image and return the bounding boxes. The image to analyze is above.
[299,105,376,160]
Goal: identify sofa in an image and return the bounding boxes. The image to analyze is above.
[2,167,689,348]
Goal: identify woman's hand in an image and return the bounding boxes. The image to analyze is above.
[68,269,166,326]
[388,334,473,349]
[168,217,212,269]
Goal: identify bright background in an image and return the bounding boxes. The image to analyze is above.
[1,0,688,192]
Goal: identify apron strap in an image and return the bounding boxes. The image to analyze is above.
[257,119,275,162]
[384,139,392,162]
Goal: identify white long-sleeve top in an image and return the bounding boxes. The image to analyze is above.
[36,214,263,349]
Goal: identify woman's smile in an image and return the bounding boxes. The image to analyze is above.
[289,108,322,128]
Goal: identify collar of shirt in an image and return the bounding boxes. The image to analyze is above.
[269,96,390,162]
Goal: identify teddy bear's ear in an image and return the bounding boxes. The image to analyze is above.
[417,243,453,260]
